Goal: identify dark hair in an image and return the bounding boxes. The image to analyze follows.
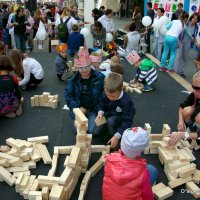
[134,6,140,15]
[158,7,165,14]
[94,21,102,28]
[105,9,112,15]
[16,7,24,15]
[189,12,200,23]
[100,6,105,10]
[92,8,99,15]
[72,24,79,31]
[180,11,189,28]
[146,2,152,8]
[129,22,136,31]
[0,55,14,71]
[178,3,183,7]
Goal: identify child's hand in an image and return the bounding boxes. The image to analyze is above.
[107,135,119,149]
[177,121,186,131]
[80,107,87,115]
[97,111,104,118]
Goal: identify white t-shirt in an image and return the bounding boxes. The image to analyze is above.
[19,57,44,86]
[98,15,115,33]
[55,16,78,33]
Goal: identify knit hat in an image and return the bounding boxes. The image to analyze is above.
[56,44,68,53]
[126,50,140,65]
[74,47,91,68]
[121,127,150,158]
[90,53,102,63]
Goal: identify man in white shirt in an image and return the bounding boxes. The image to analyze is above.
[98,9,115,34]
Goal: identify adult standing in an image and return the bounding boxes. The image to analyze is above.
[98,9,115,34]
[119,0,126,19]
[174,12,199,77]
[160,11,193,73]
[171,2,183,21]
[152,7,165,61]
[132,6,142,32]
[33,9,42,39]
[145,2,154,53]
[11,7,28,52]
[64,47,105,134]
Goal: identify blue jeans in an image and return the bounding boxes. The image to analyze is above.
[147,164,158,185]
[15,34,26,52]
[69,110,96,134]
[93,115,122,136]
[161,35,178,70]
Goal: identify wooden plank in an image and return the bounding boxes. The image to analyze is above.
[27,136,49,144]
[152,182,166,193]
[175,163,196,178]
[41,187,49,200]
[59,166,73,185]
[36,144,52,164]
[73,108,88,124]
[49,185,64,200]
[168,176,193,188]
[162,124,171,137]
[89,158,103,177]
[186,181,200,198]
[155,187,173,200]
[0,166,16,186]
[67,147,81,168]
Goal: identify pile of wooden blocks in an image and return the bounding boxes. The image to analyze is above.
[0,109,110,200]
[144,123,200,199]
[123,82,142,94]
[51,40,59,52]
[30,92,58,109]
[33,39,49,53]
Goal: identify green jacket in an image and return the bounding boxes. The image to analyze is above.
[139,59,156,71]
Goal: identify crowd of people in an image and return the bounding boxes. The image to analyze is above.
[1,1,200,200]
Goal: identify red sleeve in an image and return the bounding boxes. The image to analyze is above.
[11,75,19,85]
[141,169,154,200]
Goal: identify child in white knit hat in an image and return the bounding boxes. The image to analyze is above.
[102,127,157,200]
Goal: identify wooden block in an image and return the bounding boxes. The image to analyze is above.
[64,156,69,167]
[19,175,30,194]
[184,147,196,161]
[34,95,40,106]
[49,185,64,200]
[8,166,29,173]
[7,147,19,156]
[67,146,81,168]
[22,147,33,156]
[57,146,73,154]
[91,145,107,153]
[48,165,56,177]
[0,145,11,152]
[152,182,166,193]
[31,97,35,107]
[22,175,36,198]
[16,139,33,148]
[73,108,88,124]
[20,152,30,161]
[52,154,58,166]
[35,144,52,164]
[155,187,173,200]
[29,179,39,191]
[175,147,187,161]
[149,141,163,148]
[162,124,171,136]
[0,166,16,186]
[166,160,190,170]
[144,123,151,133]
[23,161,36,169]
[186,181,200,198]
[167,148,178,159]
[0,159,10,168]
[159,155,164,165]
[54,147,59,155]
[129,86,142,94]
[59,166,73,185]
[52,100,58,109]
[75,120,88,131]
[149,148,159,154]
[28,191,42,200]
[27,136,49,143]
[164,168,176,181]
[53,94,59,101]
[95,117,107,126]
[6,137,25,151]
[158,147,173,163]
[150,134,163,141]
[89,158,103,177]
[13,170,30,178]
[78,190,85,200]
[168,176,192,188]
[193,170,200,184]
[15,172,24,192]
[30,147,41,163]
[42,187,49,200]
[143,147,149,154]
[43,92,50,103]
[175,163,196,178]
[80,171,92,191]
[179,148,193,162]
[38,176,60,188]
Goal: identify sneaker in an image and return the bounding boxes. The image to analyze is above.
[16,103,23,116]
[159,67,166,72]
[166,69,174,73]
[5,112,16,118]
[143,85,153,92]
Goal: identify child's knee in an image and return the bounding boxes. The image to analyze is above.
[182,106,195,119]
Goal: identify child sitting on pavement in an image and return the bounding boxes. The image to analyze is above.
[103,127,156,200]
[126,50,158,92]
[93,72,135,149]
[55,43,71,81]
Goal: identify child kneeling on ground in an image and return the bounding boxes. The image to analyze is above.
[0,55,23,118]
[126,50,158,92]
[93,72,135,149]
[103,127,157,200]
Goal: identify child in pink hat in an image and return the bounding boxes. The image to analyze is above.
[126,50,158,92]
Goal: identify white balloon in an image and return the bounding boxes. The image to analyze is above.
[152,19,162,29]
[160,26,167,35]
[160,16,169,26]
[80,27,90,38]
[105,33,113,42]
[142,16,152,27]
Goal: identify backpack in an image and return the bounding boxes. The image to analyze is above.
[57,17,71,43]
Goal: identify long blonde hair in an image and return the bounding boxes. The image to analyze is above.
[61,7,70,19]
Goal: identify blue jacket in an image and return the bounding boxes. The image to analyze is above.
[55,54,68,74]
[64,69,105,111]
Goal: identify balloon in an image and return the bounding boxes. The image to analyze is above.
[152,19,162,29]
[160,26,167,35]
[142,16,152,27]
[160,16,169,26]
[80,27,90,38]
[105,33,113,42]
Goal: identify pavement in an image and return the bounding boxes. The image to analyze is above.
[0,16,199,200]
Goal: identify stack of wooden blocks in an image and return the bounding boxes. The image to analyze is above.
[51,40,59,53]
[30,92,58,109]
[33,39,49,53]
[123,82,142,94]
[144,123,200,199]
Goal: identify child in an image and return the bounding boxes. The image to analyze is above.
[67,24,84,57]
[0,55,23,118]
[93,72,135,149]
[55,43,71,81]
[126,50,158,92]
[9,49,44,90]
[103,127,156,200]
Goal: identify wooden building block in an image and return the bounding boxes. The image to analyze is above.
[149,148,159,154]
[0,145,11,152]
[175,163,196,178]
[152,182,166,193]
[16,139,32,148]
[20,152,30,161]
[67,146,81,168]
[0,159,10,168]
[73,108,88,124]
[57,146,73,154]
[42,187,49,200]
[35,144,52,164]
[89,158,103,177]
[15,172,24,192]
[184,147,196,161]
[6,137,25,151]
[28,191,42,200]
[13,170,30,178]
[75,121,88,131]
[158,147,173,163]
[0,166,16,186]
[164,168,176,182]
[144,123,151,133]
[52,100,58,109]
[42,92,50,102]
[193,170,200,184]
[22,175,36,198]
[80,171,92,191]
[91,145,106,153]
[59,166,73,185]
[155,187,173,200]
[8,166,29,173]
[166,160,190,170]
[27,136,49,143]
[48,165,56,177]
[64,156,69,167]
[143,147,149,154]
[78,190,85,200]
[34,95,40,106]
[168,176,193,188]
[162,124,171,136]
[31,97,35,107]
[186,181,200,198]
[38,176,60,189]
[150,134,163,141]
[49,185,64,200]
[95,117,106,126]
